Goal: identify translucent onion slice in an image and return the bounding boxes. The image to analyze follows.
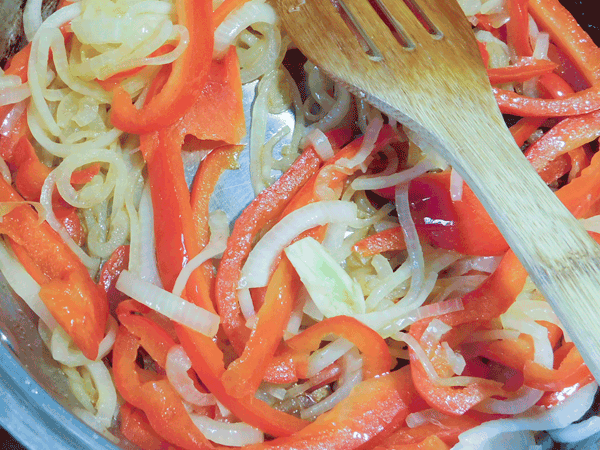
[116,270,220,337]
[188,415,264,446]
[166,345,217,406]
[304,128,333,161]
[474,386,543,415]
[138,185,162,287]
[23,0,43,41]
[352,158,436,191]
[0,84,31,106]
[549,416,600,443]
[213,0,277,58]
[306,337,354,378]
[239,200,357,289]
[450,167,464,201]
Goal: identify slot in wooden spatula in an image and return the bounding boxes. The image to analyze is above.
[275,0,600,378]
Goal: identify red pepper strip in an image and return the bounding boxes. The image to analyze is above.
[215,146,323,355]
[375,435,451,450]
[0,45,31,162]
[523,345,593,391]
[213,0,252,29]
[246,367,419,450]
[11,136,100,202]
[475,14,501,39]
[529,0,600,86]
[117,300,177,368]
[477,41,490,68]
[54,206,86,247]
[119,403,175,450]
[506,0,533,57]
[0,178,107,359]
[167,46,246,150]
[409,320,508,416]
[98,245,130,307]
[177,325,309,436]
[377,413,489,447]
[221,257,298,398]
[110,0,213,134]
[145,129,216,311]
[408,172,509,256]
[190,145,243,304]
[510,117,546,148]
[112,327,214,450]
[525,110,600,172]
[353,226,407,257]
[479,321,563,372]
[494,83,600,117]
[555,150,600,218]
[284,315,393,379]
[488,58,557,85]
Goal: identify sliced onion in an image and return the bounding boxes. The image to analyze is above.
[394,332,481,387]
[213,0,277,58]
[420,318,452,348]
[454,383,598,449]
[304,128,334,161]
[336,116,383,171]
[549,416,600,443]
[239,200,357,289]
[138,184,162,287]
[415,297,465,321]
[306,337,354,378]
[85,360,118,429]
[0,101,26,138]
[285,364,342,399]
[167,345,217,406]
[432,276,486,303]
[0,84,31,106]
[447,256,502,276]
[501,314,553,368]
[441,341,466,375]
[406,409,450,428]
[117,270,220,337]
[450,167,464,201]
[475,386,543,415]
[23,0,43,41]
[188,415,264,446]
[352,158,435,191]
[172,211,229,297]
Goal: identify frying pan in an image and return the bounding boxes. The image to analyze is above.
[0,1,598,448]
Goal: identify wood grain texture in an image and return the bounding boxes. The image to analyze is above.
[276,0,600,380]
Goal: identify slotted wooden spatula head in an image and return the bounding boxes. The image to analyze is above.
[275,0,600,381]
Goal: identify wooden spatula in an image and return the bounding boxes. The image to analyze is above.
[275,0,600,378]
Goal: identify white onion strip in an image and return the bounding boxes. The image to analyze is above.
[549,416,600,443]
[117,270,220,337]
[188,415,264,446]
[172,211,229,297]
[306,337,354,378]
[352,158,436,191]
[450,167,464,201]
[474,386,543,415]
[304,128,334,161]
[239,200,357,289]
[138,185,162,287]
[166,345,217,406]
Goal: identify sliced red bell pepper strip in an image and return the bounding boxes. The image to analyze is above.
[98,245,130,307]
[110,0,213,134]
[221,257,298,398]
[119,403,173,450]
[480,320,563,372]
[408,172,509,256]
[112,326,214,449]
[190,144,243,303]
[529,0,600,86]
[494,83,600,117]
[509,117,546,148]
[285,315,393,379]
[176,325,309,436]
[525,109,600,172]
[488,58,557,85]
[475,14,501,39]
[215,146,323,354]
[477,41,490,68]
[54,206,86,247]
[555,150,600,218]
[0,178,107,359]
[353,226,407,257]
[506,0,533,57]
[167,46,245,149]
[523,344,593,391]
[246,367,419,450]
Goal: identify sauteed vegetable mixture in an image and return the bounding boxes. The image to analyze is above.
[1,0,600,448]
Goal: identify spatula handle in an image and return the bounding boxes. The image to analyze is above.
[431,106,600,379]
